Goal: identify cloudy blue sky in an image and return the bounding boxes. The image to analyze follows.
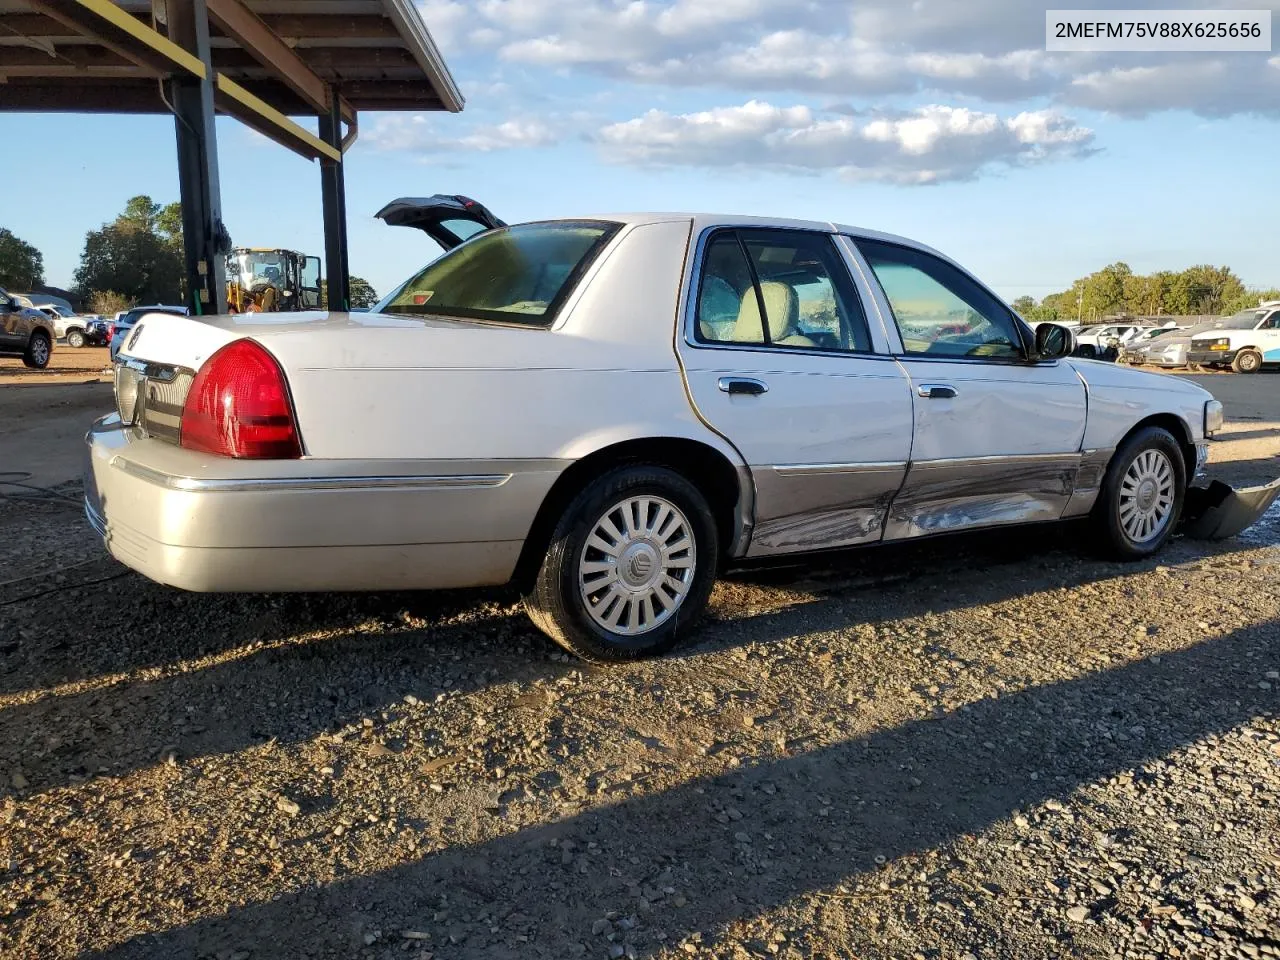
[2,0,1279,302]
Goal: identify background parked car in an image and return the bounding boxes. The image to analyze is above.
[32,303,99,348]
[1072,322,1148,359]
[1120,326,1181,364]
[108,305,188,360]
[0,286,55,368]
[82,317,111,346]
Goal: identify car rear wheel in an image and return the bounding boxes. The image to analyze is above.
[525,465,719,662]
[66,328,85,348]
[23,331,51,369]
[1091,426,1185,560]
[1232,349,1262,374]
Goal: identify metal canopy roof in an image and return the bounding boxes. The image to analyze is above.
[0,0,462,143]
[0,0,463,315]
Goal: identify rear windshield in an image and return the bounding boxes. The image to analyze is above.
[379,221,620,325]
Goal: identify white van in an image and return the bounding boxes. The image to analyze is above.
[1187,302,1280,372]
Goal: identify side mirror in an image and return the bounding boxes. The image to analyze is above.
[1033,322,1075,361]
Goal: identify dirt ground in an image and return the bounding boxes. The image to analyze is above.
[1,370,1279,959]
[0,345,112,386]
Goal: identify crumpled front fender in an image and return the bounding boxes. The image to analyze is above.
[1181,478,1280,540]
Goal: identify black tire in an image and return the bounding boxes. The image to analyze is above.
[524,465,719,662]
[22,330,51,369]
[1091,426,1186,560]
[1076,344,1097,359]
[1232,349,1262,374]
[66,328,85,348]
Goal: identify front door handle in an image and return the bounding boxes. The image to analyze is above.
[917,383,958,399]
[718,377,769,396]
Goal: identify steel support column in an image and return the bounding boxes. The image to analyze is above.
[168,0,228,314]
[318,96,349,312]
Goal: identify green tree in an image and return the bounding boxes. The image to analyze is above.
[0,227,45,289]
[87,291,136,317]
[74,196,184,305]
[1010,295,1036,315]
[1080,262,1131,320]
[1179,264,1244,314]
[156,202,183,249]
[319,275,380,310]
[1222,288,1280,314]
[350,276,379,308]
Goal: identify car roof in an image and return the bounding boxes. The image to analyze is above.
[573,212,930,249]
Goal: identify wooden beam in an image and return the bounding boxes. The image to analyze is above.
[254,13,398,40]
[214,72,340,162]
[0,44,137,67]
[23,0,206,76]
[205,0,329,112]
[0,78,166,111]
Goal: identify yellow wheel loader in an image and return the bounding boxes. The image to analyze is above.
[226,248,322,313]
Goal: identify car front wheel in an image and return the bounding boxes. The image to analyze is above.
[1092,426,1185,560]
[525,465,719,662]
[23,331,51,369]
[1232,349,1262,374]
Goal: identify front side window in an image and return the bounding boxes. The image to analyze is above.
[1262,311,1280,330]
[856,239,1024,360]
[694,229,871,352]
[381,221,619,325]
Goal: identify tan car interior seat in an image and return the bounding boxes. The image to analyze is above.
[732,281,816,348]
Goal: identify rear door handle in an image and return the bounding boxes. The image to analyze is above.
[718,377,769,396]
[917,383,958,399]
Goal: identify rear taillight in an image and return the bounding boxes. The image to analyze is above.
[106,324,115,340]
[179,339,302,458]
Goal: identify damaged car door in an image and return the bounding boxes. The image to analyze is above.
[852,238,1088,538]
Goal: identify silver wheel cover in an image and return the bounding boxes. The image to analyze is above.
[578,495,695,636]
[1118,448,1175,544]
[31,337,49,365]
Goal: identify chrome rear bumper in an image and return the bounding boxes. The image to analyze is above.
[83,414,563,592]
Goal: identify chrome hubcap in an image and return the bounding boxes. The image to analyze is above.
[1119,449,1175,543]
[578,495,695,636]
[32,338,48,364]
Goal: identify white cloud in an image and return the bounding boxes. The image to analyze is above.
[418,0,1280,116]
[1065,58,1280,117]
[597,101,1096,184]
[364,114,561,153]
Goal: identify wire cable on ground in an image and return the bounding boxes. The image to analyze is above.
[0,471,82,504]
[0,572,130,608]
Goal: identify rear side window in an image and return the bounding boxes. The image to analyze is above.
[694,229,872,353]
[382,221,620,325]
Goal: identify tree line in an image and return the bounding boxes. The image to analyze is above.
[1012,262,1280,325]
[0,195,379,314]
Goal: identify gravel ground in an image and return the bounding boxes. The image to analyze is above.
[1,380,1278,959]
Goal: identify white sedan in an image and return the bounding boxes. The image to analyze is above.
[85,208,1222,661]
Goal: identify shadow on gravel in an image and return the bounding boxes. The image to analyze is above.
[93,619,1279,959]
[0,521,1259,798]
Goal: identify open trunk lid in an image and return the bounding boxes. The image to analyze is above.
[374,194,505,251]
